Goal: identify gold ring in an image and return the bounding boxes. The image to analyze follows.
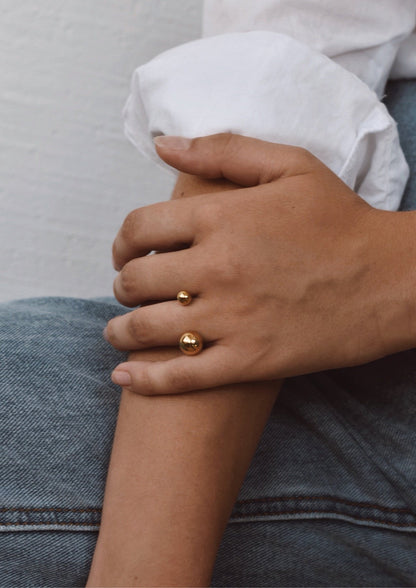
[177,290,192,306]
[179,332,203,356]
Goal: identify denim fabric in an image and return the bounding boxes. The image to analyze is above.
[385,81,416,211]
[0,298,127,586]
[1,80,415,587]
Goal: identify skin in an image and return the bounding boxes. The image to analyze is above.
[89,133,416,585]
[107,133,416,395]
[87,172,282,587]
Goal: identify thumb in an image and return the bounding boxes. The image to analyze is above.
[154,133,317,187]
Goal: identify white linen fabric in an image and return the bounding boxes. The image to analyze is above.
[391,32,416,79]
[123,1,416,211]
[203,1,416,95]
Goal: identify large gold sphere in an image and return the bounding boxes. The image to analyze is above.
[179,331,203,355]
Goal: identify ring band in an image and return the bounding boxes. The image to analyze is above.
[177,290,192,306]
[179,331,203,355]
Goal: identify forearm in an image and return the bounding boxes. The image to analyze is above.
[88,372,280,586]
[87,175,281,587]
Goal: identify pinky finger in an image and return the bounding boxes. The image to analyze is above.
[111,345,241,396]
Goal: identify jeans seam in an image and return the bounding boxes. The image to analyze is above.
[3,495,415,528]
[236,495,413,514]
[230,509,416,528]
[2,495,413,515]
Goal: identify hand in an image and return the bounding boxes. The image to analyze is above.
[106,133,415,395]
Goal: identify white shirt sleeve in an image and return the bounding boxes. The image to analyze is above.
[123,1,416,211]
[390,31,416,79]
[203,1,416,95]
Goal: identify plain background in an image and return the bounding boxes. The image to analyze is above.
[0,0,202,302]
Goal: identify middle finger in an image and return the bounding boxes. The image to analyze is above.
[113,248,201,307]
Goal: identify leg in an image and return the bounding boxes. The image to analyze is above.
[213,351,416,586]
[0,297,127,587]
[211,79,416,587]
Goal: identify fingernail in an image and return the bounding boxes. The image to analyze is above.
[102,327,109,342]
[111,370,132,387]
[153,136,192,150]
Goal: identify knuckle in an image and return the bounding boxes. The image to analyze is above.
[217,260,242,285]
[113,208,146,269]
[196,132,240,179]
[111,240,121,270]
[219,132,243,162]
[201,254,222,284]
[217,132,235,151]
[118,209,148,256]
[121,208,144,240]
[194,199,221,232]
[105,320,122,348]
[203,132,235,153]
[119,262,137,293]
[210,247,242,285]
[292,146,317,168]
[136,365,158,396]
[259,153,281,184]
[116,261,141,304]
[127,312,151,347]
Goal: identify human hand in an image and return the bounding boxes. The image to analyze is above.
[106,133,415,395]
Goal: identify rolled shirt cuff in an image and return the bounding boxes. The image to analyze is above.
[123,31,409,211]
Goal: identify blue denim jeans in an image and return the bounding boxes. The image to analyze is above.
[1,80,415,587]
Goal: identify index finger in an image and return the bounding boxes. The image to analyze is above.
[112,198,197,270]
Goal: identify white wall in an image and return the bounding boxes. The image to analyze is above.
[0,0,202,302]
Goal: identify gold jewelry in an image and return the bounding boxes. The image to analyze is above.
[179,332,203,355]
[177,290,192,306]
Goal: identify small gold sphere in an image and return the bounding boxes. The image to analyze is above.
[179,332,203,355]
[177,290,192,306]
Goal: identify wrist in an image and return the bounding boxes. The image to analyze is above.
[366,209,416,358]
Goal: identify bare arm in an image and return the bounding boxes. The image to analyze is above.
[87,173,282,587]
[88,133,416,585]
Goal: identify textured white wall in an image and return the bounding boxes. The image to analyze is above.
[0,0,202,302]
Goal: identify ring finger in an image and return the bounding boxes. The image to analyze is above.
[113,248,200,307]
[105,298,216,351]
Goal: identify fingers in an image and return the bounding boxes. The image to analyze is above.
[113,198,197,270]
[113,133,317,270]
[154,133,318,187]
[111,345,243,396]
[106,299,214,351]
[113,249,199,307]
